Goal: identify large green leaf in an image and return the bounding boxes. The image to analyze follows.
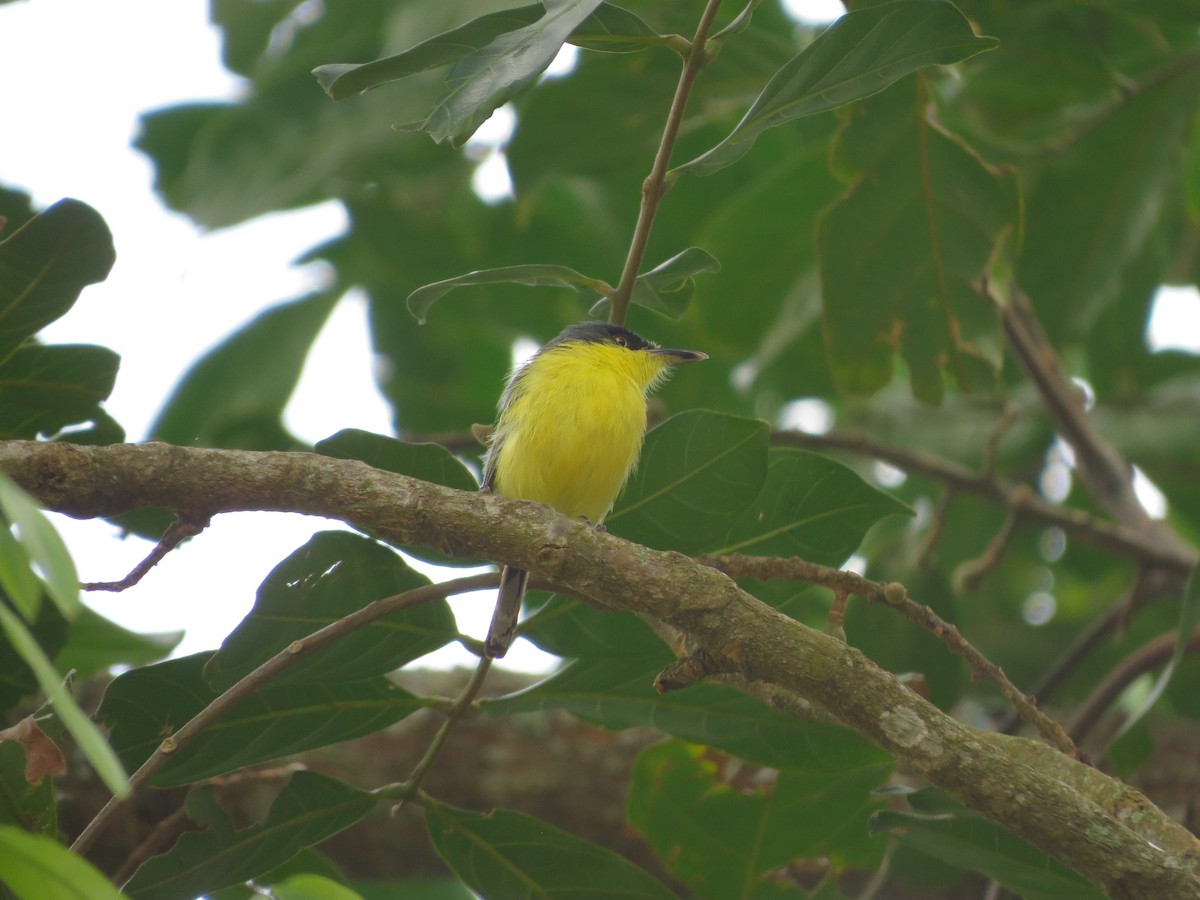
[124,772,375,900]
[871,805,1104,900]
[203,531,453,690]
[488,654,891,772]
[817,77,1020,403]
[607,410,769,554]
[712,448,911,562]
[621,247,721,320]
[409,0,609,146]
[0,474,81,621]
[0,825,124,900]
[100,653,426,787]
[407,263,611,324]
[0,199,115,363]
[629,741,890,896]
[0,598,66,712]
[426,800,676,900]
[0,344,119,440]
[674,0,998,177]
[316,3,666,100]
[149,291,339,449]
[520,592,664,658]
[54,607,181,681]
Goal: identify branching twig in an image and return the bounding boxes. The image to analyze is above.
[773,428,1196,580]
[83,514,210,592]
[953,511,1019,593]
[701,553,1082,759]
[609,0,724,325]
[916,488,955,569]
[70,572,496,856]
[1068,626,1200,746]
[383,657,493,811]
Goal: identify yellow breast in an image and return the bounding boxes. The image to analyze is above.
[489,342,666,523]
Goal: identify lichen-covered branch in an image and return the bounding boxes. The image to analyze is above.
[3,440,1198,898]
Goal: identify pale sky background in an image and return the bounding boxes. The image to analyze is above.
[2,0,1196,670]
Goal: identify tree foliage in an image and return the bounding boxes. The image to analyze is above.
[2,0,1200,898]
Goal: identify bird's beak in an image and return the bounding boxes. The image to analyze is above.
[647,348,708,364]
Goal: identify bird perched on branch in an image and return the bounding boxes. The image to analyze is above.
[481,321,707,658]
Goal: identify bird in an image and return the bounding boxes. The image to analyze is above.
[480,321,707,658]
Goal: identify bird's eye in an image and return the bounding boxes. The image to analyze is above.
[614,336,627,347]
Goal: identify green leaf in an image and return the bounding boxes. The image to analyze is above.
[488,654,891,772]
[1114,563,1200,741]
[406,264,610,324]
[818,77,1019,402]
[617,247,721,319]
[0,344,119,440]
[203,531,453,690]
[123,772,375,900]
[0,603,129,799]
[520,592,664,658]
[149,291,340,449]
[54,607,181,681]
[871,807,1104,899]
[713,448,911,562]
[0,529,42,621]
[0,741,56,835]
[426,801,676,900]
[629,741,890,895]
[0,199,115,363]
[607,410,769,554]
[0,824,125,900]
[0,474,81,619]
[415,0,609,146]
[0,598,67,712]
[100,653,426,787]
[315,430,483,565]
[316,3,666,99]
[316,429,478,492]
[674,0,998,177]
[270,874,364,900]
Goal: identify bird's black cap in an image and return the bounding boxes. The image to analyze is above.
[545,322,655,351]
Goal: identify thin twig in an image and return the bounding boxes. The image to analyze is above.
[701,553,1083,759]
[1068,626,1200,746]
[384,657,494,812]
[83,515,210,592]
[772,428,1196,579]
[609,0,724,325]
[916,488,955,569]
[954,511,1019,593]
[70,572,496,857]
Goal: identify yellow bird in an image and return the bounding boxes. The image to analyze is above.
[481,322,707,658]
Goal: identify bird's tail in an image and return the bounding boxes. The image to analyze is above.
[485,566,529,658]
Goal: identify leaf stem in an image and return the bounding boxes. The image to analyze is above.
[69,572,496,858]
[609,0,723,326]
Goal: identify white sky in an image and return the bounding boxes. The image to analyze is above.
[2,0,1197,669]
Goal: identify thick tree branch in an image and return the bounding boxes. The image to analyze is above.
[4,440,1199,898]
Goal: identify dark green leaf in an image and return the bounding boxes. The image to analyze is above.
[150,291,339,449]
[124,772,375,900]
[0,825,124,900]
[0,529,42,621]
[415,0,609,146]
[818,78,1019,402]
[55,607,181,681]
[205,847,348,900]
[426,800,676,900]
[204,531,453,690]
[488,654,891,772]
[569,3,668,53]
[0,199,115,362]
[520,592,664,657]
[615,247,720,319]
[0,741,56,835]
[269,874,363,900]
[100,653,426,787]
[0,597,66,712]
[0,343,118,440]
[0,474,81,619]
[607,411,768,554]
[407,264,611,324]
[315,5,545,99]
[629,741,889,895]
[713,448,911,562]
[674,0,998,177]
[871,807,1104,899]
